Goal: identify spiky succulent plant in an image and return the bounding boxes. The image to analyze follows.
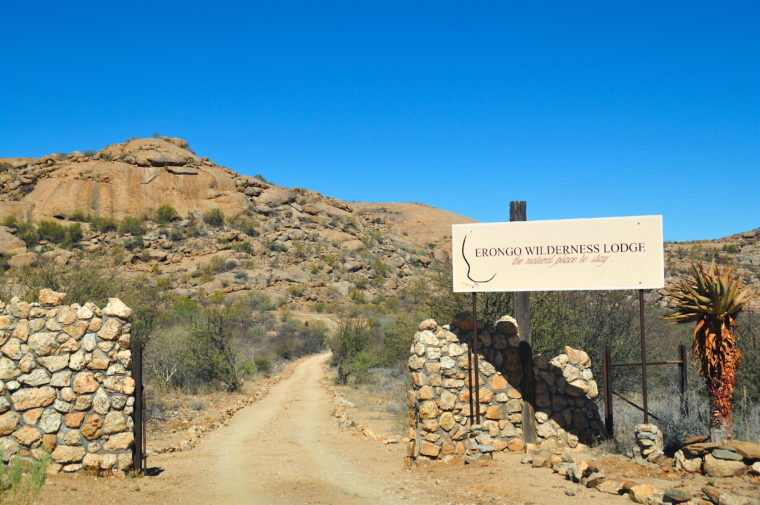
[663,262,754,441]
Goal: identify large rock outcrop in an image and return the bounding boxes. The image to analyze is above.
[0,138,250,222]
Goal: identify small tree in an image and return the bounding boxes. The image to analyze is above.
[186,299,241,391]
[663,262,754,442]
[329,318,372,384]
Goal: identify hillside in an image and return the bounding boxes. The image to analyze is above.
[1,137,757,308]
[0,137,475,306]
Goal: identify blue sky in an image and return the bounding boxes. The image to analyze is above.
[1,1,758,241]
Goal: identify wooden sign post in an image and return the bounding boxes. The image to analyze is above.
[510,201,537,443]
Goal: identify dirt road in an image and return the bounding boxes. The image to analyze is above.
[41,354,438,505]
[40,353,634,505]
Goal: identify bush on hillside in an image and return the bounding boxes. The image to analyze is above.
[156,204,179,224]
[203,208,225,227]
[119,216,146,235]
[93,217,118,233]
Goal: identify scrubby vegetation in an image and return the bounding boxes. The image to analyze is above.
[0,452,49,505]
[326,260,760,444]
[1,217,82,248]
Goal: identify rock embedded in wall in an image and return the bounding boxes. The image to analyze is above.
[0,290,134,474]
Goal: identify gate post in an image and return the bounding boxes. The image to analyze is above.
[132,340,144,472]
[603,346,613,438]
[679,344,688,415]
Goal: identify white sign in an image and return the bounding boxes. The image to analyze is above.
[452,215,664,292]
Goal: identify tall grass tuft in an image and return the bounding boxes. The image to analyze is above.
[0,451,50,505]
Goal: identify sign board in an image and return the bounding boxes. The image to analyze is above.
[452,215,664,292]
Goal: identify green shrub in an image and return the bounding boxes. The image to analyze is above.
[371,259,390,278]
[254,356,272,374]
[0,161,12,173]
[349,288,365,303]
[124,236,144,250]
[156,204,178,224]
[199,256,237,274]
[93,217,118,233]
[228,216,259,236]
[16,224,38,247]
[240,361,256,375]
[231,241,253,254]
[288,285,305,297]
[203,208,225,227]
[329,318,373,384]
[65,223,83,246]
[119,216,146,235]
[0,451,50,505]
[254,174,269,183]
[267,242,287,253]
[81,149,96,158]
[36,221,66,244]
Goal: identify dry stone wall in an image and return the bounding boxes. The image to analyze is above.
[0,289,135,473]
[407,316,604,464]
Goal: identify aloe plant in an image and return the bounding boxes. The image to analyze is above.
[663,262,754,442]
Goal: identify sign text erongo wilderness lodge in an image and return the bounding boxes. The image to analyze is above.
[452,216,664,293]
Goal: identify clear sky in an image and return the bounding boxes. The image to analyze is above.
[1,1,758,241]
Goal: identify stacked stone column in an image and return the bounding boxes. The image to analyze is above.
[0,289,135,473]
[407,315,604,464]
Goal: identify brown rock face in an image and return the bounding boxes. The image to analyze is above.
[15,138,249,222]
[11,386,56,410]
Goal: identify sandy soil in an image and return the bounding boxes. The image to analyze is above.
[37,354,639,505]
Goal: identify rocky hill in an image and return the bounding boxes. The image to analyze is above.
[0,137,757,309]
[0,137,474,306]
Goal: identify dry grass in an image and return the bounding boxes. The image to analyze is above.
[603,383,760,455]
[336,365,409,436]
[0,452,49,505]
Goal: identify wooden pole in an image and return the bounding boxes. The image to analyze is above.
[510,201,536,444]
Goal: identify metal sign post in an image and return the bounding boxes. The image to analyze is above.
[639,289,649,424]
